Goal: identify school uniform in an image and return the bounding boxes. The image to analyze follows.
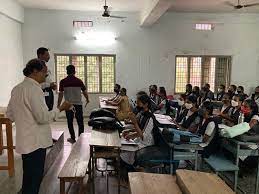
[228,107,241,125]
[181,110,201,133]
[216,92,225,101]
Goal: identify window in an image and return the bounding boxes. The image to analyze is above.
[175,56,231,93]
[195,23,213,31]
[55,54,116,93]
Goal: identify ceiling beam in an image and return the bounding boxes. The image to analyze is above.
[140,0,173,27]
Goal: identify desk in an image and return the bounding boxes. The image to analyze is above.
[222,138,259,194]
[0,117,15,177]
[99,97,118,113]
[128,172,182,194]
[89,129,121,194]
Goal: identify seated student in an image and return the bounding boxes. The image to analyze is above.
[197,87,211,106]
[149,85,160,107]
[191,86,200,98]
[216,84,226,101]
[132,91,148,114]
[106,88,130,121]
[107,84,121,102]
[215,93,232,123]
[241,99,259,125]
[225,94,244,126]
[197,101,219,158]
[250,86,259,109]
[185,84,193,97]
[120,94,155,168]
[228,84,237,99]
[203,83,215,100]
[175,94,188,123]
[237,86,248,99]
[175,95,201,133]
[156,87,169,115]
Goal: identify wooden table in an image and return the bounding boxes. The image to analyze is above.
[222,138,259,194]
[0,117,15,177]
[99,97,118,113]
[128,172,182,194]
[89,129,121,194]
[176,170,235,194]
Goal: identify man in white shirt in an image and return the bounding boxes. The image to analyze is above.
[37,47,57,110]
[6,59,71,194]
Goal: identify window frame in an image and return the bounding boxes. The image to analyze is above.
[174,55,232,94]
[54,53,116,94]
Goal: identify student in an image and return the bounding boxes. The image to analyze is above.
[237,86,248,99]
[215,93,232,123]
[185,84,193,96]
[197,87,210,106]
[216,84,226,101]
[149,85,160,106]
[228,84,237,99]
[251,86,259,108]
[156,87,169,115]
[176,95,201,133]
[132,91,148,114]
[175,94,188,123]
[106,88,131,121]
[57,65,89,144]
[191,86,200,98]
[6,59,71,194]
[241,99,258,124]
[120,94,155,167]
[107,84,121,102]
[37,47,57,110]
[203,83,214,100]
[197,101,219,158]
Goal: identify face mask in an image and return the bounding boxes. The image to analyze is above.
[218,88,223,93]
[228,90,233,94]
[231,100,239,107]
[241,106,251,116]
[178,100,184,106]
[237,90,242,94]
[198,109,205,117]
[185,103,193,110]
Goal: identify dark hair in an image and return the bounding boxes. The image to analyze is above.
[137,91,147,96]
[66,65,75,75]
[159,87,167,98]
[23,59,45,77]
[180,94,187,100]
[202,101,213,116]
[115,84,121,90]
[238,86,244,92]
[186,84,192,90]
[37,47,49,58]
[137,94,151,109]
[223,93,231,99]
[193,86,200,95]
[205,83,210,88]
[244,99,258,115]
[234,94,245,102]
[153,85,158,91]
[220,84,226,90]
[230,85,237,91]
[120,88,127,95]
[187,95,197,104]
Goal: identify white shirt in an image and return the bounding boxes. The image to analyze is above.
[6,77,60,154]
[200,120,216,148]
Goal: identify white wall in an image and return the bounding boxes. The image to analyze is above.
[0,0,24,23]
[22,9,259,114]
[0,14,24,107]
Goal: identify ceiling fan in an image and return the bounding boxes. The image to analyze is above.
[224,0,259,9]
[102,0,126,19]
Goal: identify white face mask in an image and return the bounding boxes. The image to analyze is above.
[231,100,239,107]
[185,103,193,110]
[178,100,184,106]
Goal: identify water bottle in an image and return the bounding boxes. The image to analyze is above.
[174,107,178,119]
[238,112,244,124]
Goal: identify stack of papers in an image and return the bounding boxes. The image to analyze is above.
[121,138,138,146]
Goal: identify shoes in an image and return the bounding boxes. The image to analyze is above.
[67,138,76,144]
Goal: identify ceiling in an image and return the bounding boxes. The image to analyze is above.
[17,0,259,13]
[17,0,146,12]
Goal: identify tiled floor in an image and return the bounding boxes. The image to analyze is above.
[0,121,129,194]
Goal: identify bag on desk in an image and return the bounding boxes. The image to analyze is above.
[220,122,250,138]
[90,108,115,119]
[88,116,124,131]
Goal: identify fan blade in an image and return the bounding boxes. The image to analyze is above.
[224,1,236,7]
[109,15,127,19]
[244,3,259,7]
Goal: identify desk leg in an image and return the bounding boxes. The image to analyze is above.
[117,149,120,194]
[91,146,95,194]
[6,122,14,177]
[195,151,198,171]
[255,157,259,194]
[60,179,65,194]
[0,124,3,155]
[234,144,240,192]
[170,148,173,175]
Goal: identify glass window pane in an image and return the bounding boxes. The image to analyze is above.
[56,55,70,90]
[87,56,99,93]
[101,56,115,93]
[175,57,188,93]
[190,57,202,88]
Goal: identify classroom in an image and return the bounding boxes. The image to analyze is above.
[1,0,259,193]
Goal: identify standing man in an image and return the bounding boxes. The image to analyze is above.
[6,59,71,194]
[37,47,57,110]
[57,65,89,144]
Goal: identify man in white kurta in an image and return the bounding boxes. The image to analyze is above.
[7,58,71,194]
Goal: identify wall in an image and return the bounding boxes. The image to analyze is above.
[0,0,24,22]
[0,12,24,106]
[22,9,259,115]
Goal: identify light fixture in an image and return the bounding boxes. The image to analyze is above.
[74,31,116,46]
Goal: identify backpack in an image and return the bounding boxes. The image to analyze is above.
[88,116,124,132]
[89,108,115,119]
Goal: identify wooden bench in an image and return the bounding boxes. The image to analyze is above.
[58,133,90,194]
[204,154,239,192]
